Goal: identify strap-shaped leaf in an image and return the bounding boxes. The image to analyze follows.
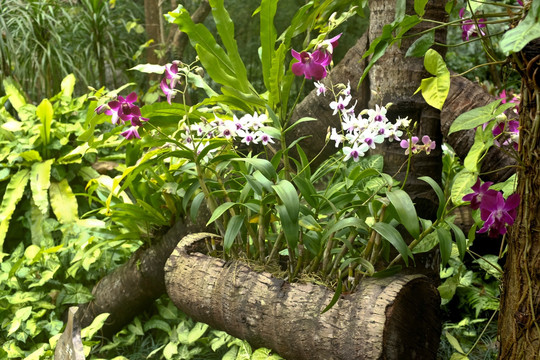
[419,176,445,219]
[260,0,278,91]
[372,222,413,266]
[167,6,250,94]
[224,215,245,251]
[30,160,54,215]
[272,180,299,222]
[207,202,236,226]
[437,227,453,267]
[236,158,277,182]
[209,0,250,91]
[37,98,53,147]
[446,220,466,261]
[386,189,420,238]
[0,169,30,252]
[49,179,78,224]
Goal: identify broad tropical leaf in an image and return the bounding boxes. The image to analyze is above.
[49,179,78,224]
[30,160,54,215]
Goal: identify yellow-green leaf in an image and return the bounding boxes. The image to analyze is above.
[415,49,450,110]
[60,74,76,99]
[49,179,78,224]
[36,99,53,147]
[30,160,53,214]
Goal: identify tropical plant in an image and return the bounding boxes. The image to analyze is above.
[85,0,470,303]
[0,0,146,100]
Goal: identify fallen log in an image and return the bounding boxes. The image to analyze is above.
[164,233,441,360]
[76,212,209,337]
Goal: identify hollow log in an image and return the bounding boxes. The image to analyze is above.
[164,234,441,360]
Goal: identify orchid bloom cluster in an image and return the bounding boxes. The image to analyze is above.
[459,8,486,41]
[95,92,148,140]
[324,87,414,161]
[400,135,437,155]
[180,112,274,156]
[291,33,341,81]
[463,179,520,238]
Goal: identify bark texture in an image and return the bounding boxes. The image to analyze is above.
[367,0,447,220]
[165,234,441,360]
[76,212,209,337]
[498,42,540,359]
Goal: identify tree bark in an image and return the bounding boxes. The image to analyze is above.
[498,42,540,359]
[144,0,162,65]
[76,212,209,337]
[164,233,441,360]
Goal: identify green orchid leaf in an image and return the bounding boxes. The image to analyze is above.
[386,189,420,238]
[437,227,453,267]
[237,158,277,182]
[419,176,445,219]
[446,220,466,261]
[223,215,245,252]
[372,222,413,266]
[207,202,236,226]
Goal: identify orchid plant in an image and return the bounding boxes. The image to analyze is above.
[83,0,523,299]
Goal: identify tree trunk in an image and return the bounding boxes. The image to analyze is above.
[144,0,162,65]
[164,233,441,360]
[498,42,540,359]
[366,0,447,220]
[76,212,209,337]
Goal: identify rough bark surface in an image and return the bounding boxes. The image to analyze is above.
[164,234,441,360]
[498,43,540,359]
[367,0,447,220]
[76,212,209,337]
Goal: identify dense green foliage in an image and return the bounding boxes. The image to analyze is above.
[0,0,534,359]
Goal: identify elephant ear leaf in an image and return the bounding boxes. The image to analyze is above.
[49,179,78,224]
[0,169,31,252]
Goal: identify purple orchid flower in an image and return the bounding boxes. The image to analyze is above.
[315,33,342,66]
[462,179,497,210]
[121,126,141,140]
[106,92,143,125]
[492,120,520,151]
[459,8,486,41]
[291,49,327,80]
[400,136,419,155]
[478,192,520,237]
